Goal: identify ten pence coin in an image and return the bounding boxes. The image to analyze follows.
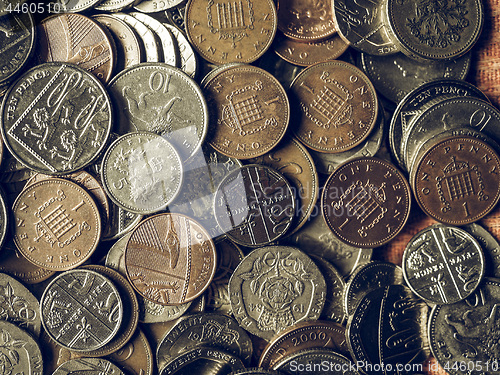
[124,213,217,305]
[13,178,101,271]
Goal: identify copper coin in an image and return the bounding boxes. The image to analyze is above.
[411,136,500,225]
[322,157,411,248]
[13,178,101,271]
[214,164,296,247]
[107,328,154,375]
[37,14,116,84]
[277,0,337,42]
[274,33,349,67]
[289,61,378,153]
[124,213,217,305]
[185,0,277,64]
[204,64,289,159]
[258,321,349,369]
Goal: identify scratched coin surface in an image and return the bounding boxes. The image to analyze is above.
[13,178,101,271]
[107,328,154,375]
[289,61,378,153]
[108,63,208,161]
[101,132,183,214]
[185,0,277,64]
[403,224,485,304]
[204,64,289,159]
[1,62,112,175]
[411,136,500,225]
[213,165,296,247]
[40,269,123,352]
[37,14,116,84]
[322,157,411,248]
[156,313,253,372]
[125,213,217,305]
[52,358,124,375]
[229,245,326,341]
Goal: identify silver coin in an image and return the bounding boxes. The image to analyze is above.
[272,348,360,374]
[102,201,142,241]
[134,0,184,13]
[53,358,124,375]
[53,0,103,12]
[162,23,198,78]
[462,223,500,278]
[114,13,161,62]
[0,187,7,250]
[40,269,123,352]
[95,0,136,12]
[107,63,208,162]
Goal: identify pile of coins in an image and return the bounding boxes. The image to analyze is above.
[0,0,498,374]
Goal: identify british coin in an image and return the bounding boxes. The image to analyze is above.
[429,278,500,375]
[101,132,183,214]
[385,0,484,60]
[51,0,104,12]
[230,370,280,375]
[165,3,187,31]
[134,0,184,12]
[13,178,101,270]
[156,313,253,371]
[108,62,208,162]
[39,331,81,375]
[200,63,244,89]
[52,358,124,375]
[167,143,242,241]
[229,245,326,340]
[160,346,246,375]
[322,158,412,248]
[259,321,349,369]
[289,61,378,153]
[95,0,137,12]
[80,265,139,357]
[162,23,198,78]
[347,285,429,375]
[107,328,154,375]
[258,51,304,90]
[0,186,7,250]
[0,320,43,375]
[462,223,500,278]
[204,65,289,159]
[102,201,142,241]
[284,210,373,279]
[185,0,277,64]
[114,13,161,62]
[125,213,217,305]
[411,136,500,225]
[1,62,112,175]
[389,79,489,169]
[277,0,336,42]
[40,269,123,352]
[402,224,485,305]
[0,11,35,85]
[344,261,404,316]
[130,12,178,68]
[37,14,116,84]
[333,0,398,55]
[93,14,144,72]
[105,233,193,323]
[0,273,40,337]
[213,165,295,247]
[274,33,349,67]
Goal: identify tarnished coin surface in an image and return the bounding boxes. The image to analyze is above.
[229,245,326,340]
[1,62,112,175]
[125,213,217,305]
[114,13,160,63]
[289,61,378,153]
[40,269,123,352]
[272,348,359,374]
[101,132,183,214]
[411,136,500,225]
[108,63,208,161]
[322,158,411,247]
[185,0,277,64]
[13,178,101,271]
[403,224,485,304]
[107,328,154,375]
[204,64,289,160]
[52,358,124,375]
[214,165,295,247]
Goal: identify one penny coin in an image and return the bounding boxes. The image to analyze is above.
[289,61,378,153]
[322,157,411,248]
[13,178,101,271]
[124,213,217,305]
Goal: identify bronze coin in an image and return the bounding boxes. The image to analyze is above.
[185,0,277,64]
[13,178,101,271]
[277,0,337,42]
[107,328,154,375]
[322,157,411,248]
[204,64,290,160]
[411,136,500,225]
[289,61,378,153]
[124,213,217,305]
[37,14,116,84]
[214,164,296,247]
